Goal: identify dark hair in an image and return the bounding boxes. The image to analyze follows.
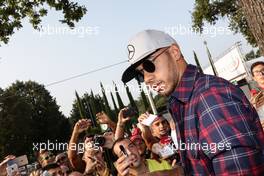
[251,61,264,76]
[43,163,60,171]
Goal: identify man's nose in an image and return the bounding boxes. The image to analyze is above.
[144,72,155,85]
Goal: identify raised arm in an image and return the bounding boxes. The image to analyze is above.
[68,119,91,171]
[115,108,131,140]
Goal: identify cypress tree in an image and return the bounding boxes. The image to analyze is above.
[193,50,204,74]
[110,91,119,117]
[75,91,85,118]
[100,82,115,122]
[135,77,149,112]
[113,81,124,109]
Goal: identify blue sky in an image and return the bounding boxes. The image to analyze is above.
[0,0,253,116]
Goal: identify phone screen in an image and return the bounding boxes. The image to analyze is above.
[9,155,29,167]
[119,145,128,156]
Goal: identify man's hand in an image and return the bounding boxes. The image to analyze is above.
[95,159,108,176]
[96,112,112,124]
[138,112,149,124]
[73,119,92,135]
[83,156,97,174]
[0,155,16,176]
[117,108,131,126]
[29,170,41,176]
[250,91,264,108]
[115,108,131,140]
[256,92,264,108]
[115,155,131,176]
[137,112,151,131]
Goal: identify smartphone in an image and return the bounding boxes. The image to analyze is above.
[15,155,28,167]
[119,145,134,167]
[123,107,138,118]
[7,155,28,167]
[119,145,128,156]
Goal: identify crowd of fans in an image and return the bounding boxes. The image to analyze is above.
[0,106,186,176]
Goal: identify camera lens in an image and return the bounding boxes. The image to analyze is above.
[94,136,105,146]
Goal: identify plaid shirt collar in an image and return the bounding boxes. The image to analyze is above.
[169,64,198,103]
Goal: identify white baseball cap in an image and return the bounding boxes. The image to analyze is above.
[121,29,177,83]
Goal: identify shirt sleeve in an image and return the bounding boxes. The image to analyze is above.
[197,85,264,175]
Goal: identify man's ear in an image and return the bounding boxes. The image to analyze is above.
[169,44,181,61]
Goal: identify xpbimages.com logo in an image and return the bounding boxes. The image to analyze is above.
[32,140,100,153]
[169,141,232,154]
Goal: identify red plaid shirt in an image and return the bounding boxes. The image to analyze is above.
[169,65,264,176]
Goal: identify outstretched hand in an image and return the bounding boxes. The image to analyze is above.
[73,119,92,134]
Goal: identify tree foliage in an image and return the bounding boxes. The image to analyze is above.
[113,82,124,109]
[0,81,70,159]
[192,0,256,46]
[245,50,261,61]
[0,0,87,44]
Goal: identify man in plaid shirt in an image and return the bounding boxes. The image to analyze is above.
[122,29,264,175]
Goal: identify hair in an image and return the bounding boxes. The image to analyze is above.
[42,163,60,171]
[251,61,264,76]
[83,134,95,141]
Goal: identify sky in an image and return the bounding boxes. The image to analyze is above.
[0,0,253,117]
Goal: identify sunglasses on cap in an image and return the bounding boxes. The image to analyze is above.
[136,47,170,77]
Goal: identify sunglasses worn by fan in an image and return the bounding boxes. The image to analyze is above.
[253,69,264,76]
[40,153,54,162]
[136,47,170,78]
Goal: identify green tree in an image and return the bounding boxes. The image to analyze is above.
[0,92,32,158]
[75,91,85,118]
[0,81,70,158]
[82,93,98,127]
[135,77,149,112]
[192,0,264,55]
[69,99,81,128]
[204,41,218,76]
[125,84,138,111]
[153,94,167,113]
[70,92,101,133]
[193,50,204,73]
[245,50,261,61]
[0,0,87,44]
[113,82,124,109]
[110,91,119,117]
[100,82,115,122]
[89,90,104,115]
